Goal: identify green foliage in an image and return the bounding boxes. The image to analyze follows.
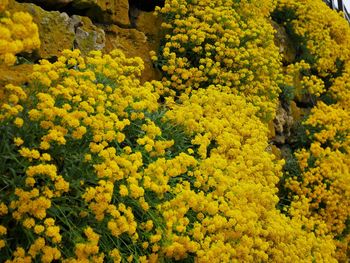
[279,84,295,102]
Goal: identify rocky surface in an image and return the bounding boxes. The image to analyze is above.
[1,0,316,189]
[103,25,161,82]
[272,21,296,64]
[103,11,162,82]
[2,0,162,85]
[70,15,106,55]
[273,103,294,144]
[8,0,75,59]
[269,99,310,164]
[0,64,33,87]
[8,0,107,58]
[71,0,130,26]
[18,0,130,25]
[15,0,73,9]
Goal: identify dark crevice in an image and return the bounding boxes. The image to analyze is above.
[17,0,165,29]
[16,0,115,24]
[128,0,165,12]
[15,0,69,11]
[294,99,315,109]
[16,0,85,15]
[128,0,164,27]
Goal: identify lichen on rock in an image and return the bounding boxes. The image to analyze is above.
[8,0,75,59]
[272,21,296,64]
[0,64,33,87]
[273,103,294,144]
[71,0,130,26]
[104,24,161,82]
[7,0,107,60]
[69,15,106,55]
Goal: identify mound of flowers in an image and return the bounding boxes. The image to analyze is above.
[1,0,350,261]
[0,0,40,65]
[274,0,350,260]
[153,0,281,121]
[0,48,337,262]
[0,49,191,262]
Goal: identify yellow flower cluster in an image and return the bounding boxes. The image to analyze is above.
[275,0,350,260]
[1,48,183,261]
[161,85,337,262]
[276,0,350,76]
[0,46,338,261]
[0,202,7,250]
[154,0,282,120]
[0,83,27,121]
[0,4,40,65]
[286,139,350,260]
[286,100,350,260]
[1,0,349,261]
[283,61,325,98]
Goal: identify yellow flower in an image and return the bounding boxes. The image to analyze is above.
[23,218,35,228]
[28,237,45,257]
[0,10,40,65]
[84,227,100,243]
[41,246,61,263]
[110,248,122,263]
[44,218,55,227]
[0,239,5,249]
[0,203,8,216]
[34,225,45,234]
[0,225,7,236]
[119,185,129,197]
[14,117,23,127]
[13,137,24,147]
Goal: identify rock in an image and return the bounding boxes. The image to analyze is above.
[265,144,282,160]
[72,0,130,26]
[268,120,276,139]
[271,144,282,160]
[136,11,162,50]
[128,5,141,28]
[103,24,161,82]
[8,0,75,59]
[271,21,296,64]
[8,0,105,59]
[20,0,73,9]
[280,145,293,161]
[69,15,105,55]
[290,101,302,121]
[273,103,294,144]
[0,64,33,87]
[6,0,161,82]
[15,0,130,25]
